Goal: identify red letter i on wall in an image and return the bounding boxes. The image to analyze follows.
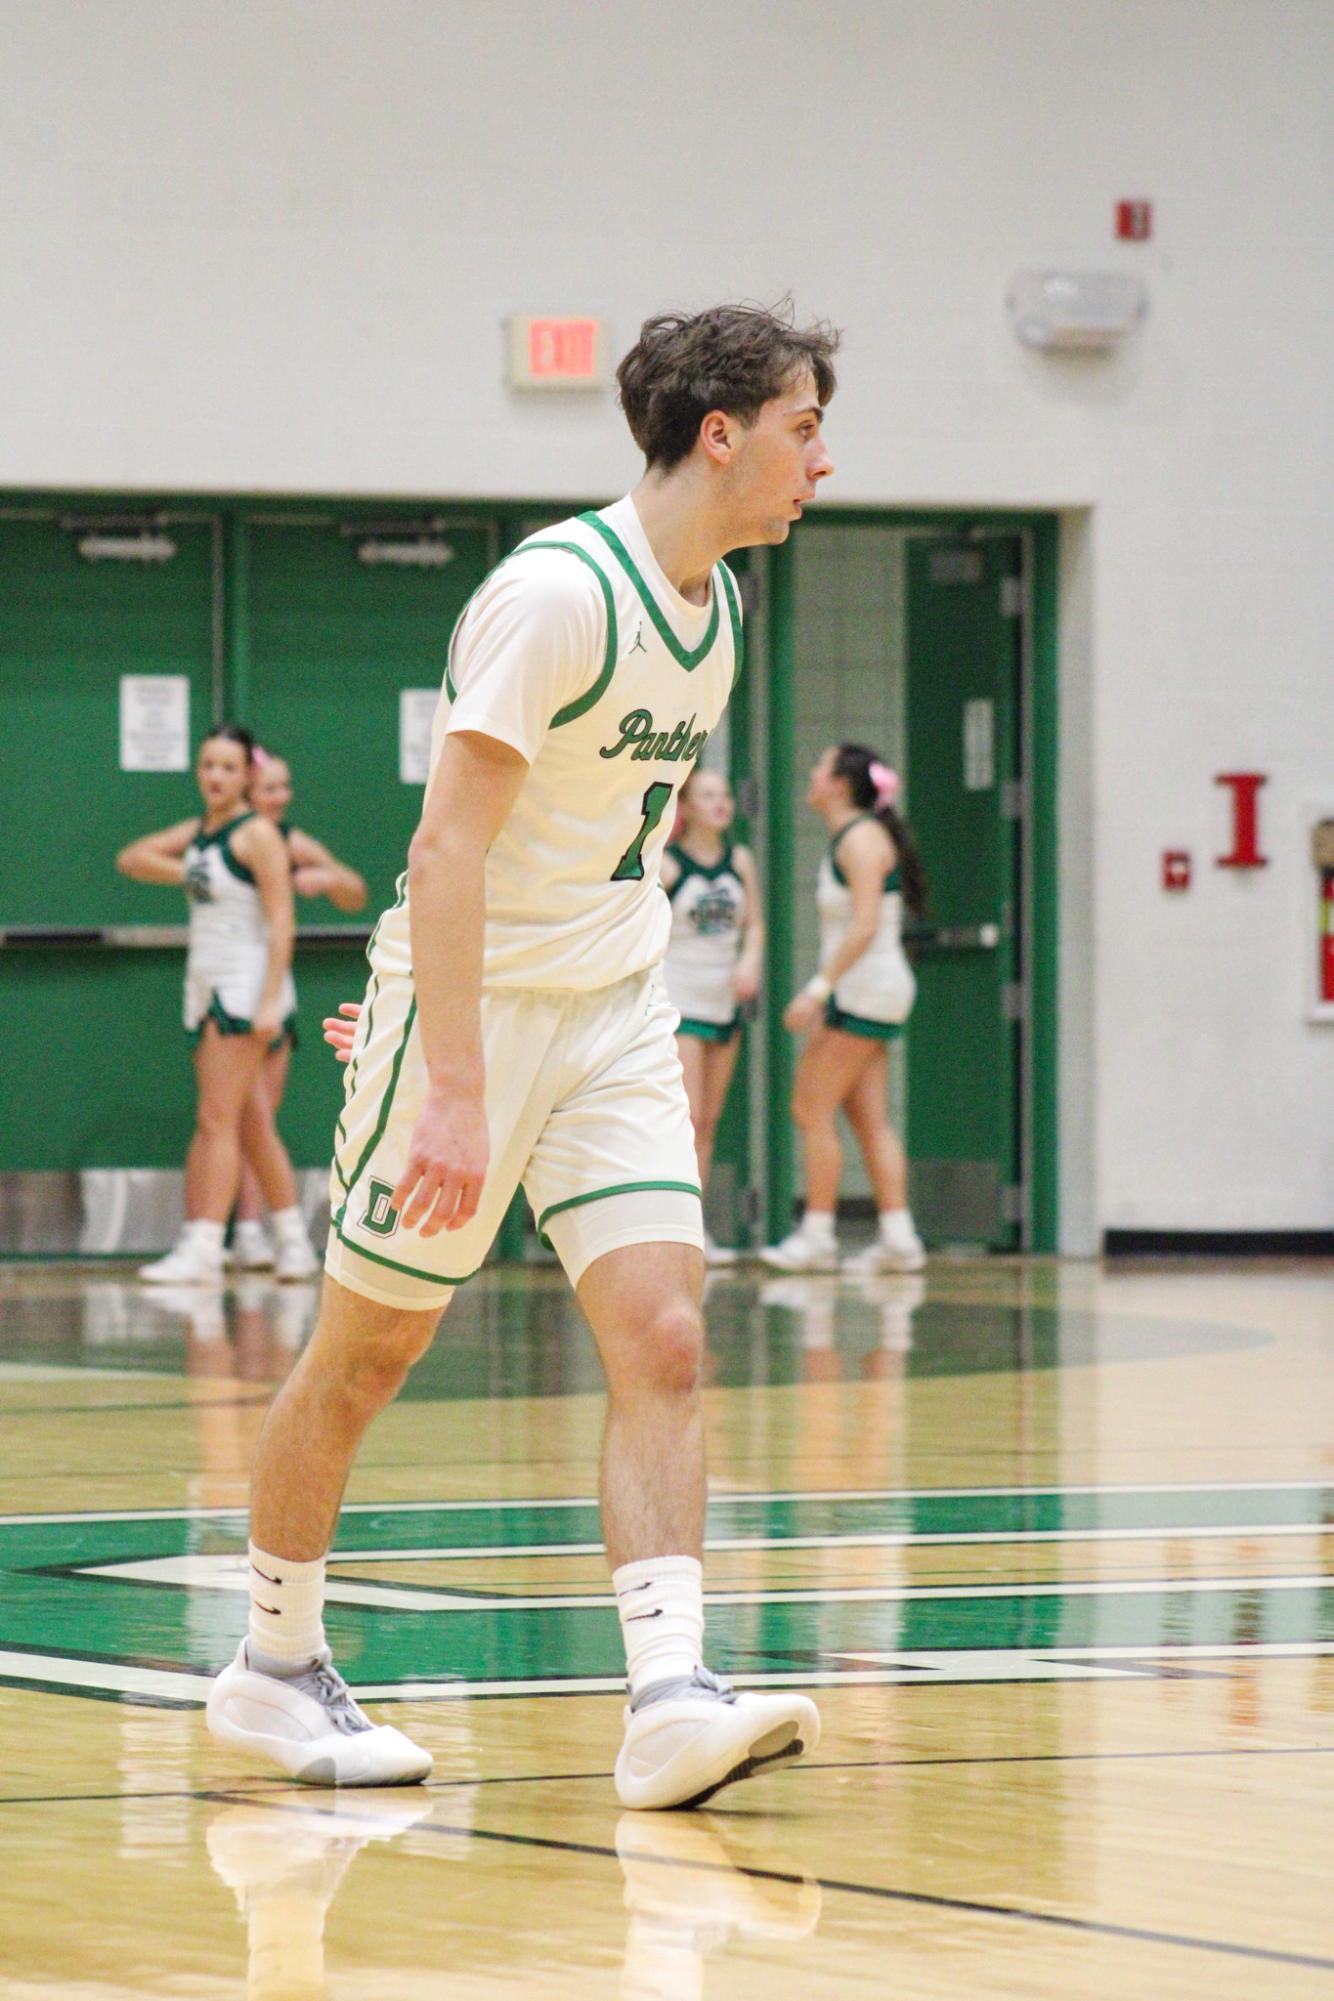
[1215,773,1268,869]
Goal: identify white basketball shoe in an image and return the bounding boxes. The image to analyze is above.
[842,1226,927,1275]
[614,1666,819,1810]
[206,1643,432,1787]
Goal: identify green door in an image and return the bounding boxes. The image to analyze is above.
[905,536,1024,1247]
[240,517,496,1165]
[0,513,219,1170]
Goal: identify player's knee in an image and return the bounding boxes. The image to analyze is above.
[331,1318,434,1419]
[639,1298,704,1399]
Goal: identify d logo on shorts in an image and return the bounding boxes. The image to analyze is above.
[362,1179,400,1238]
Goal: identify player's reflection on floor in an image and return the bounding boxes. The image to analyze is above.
[758,1271,925,1381]
[206,1792,822,2000]
[615,1811,822,2001]
[208,1791,435,2001]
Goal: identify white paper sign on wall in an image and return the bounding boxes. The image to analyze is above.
[963,698,994,791]
[399,689,439,785]
[119,675,190,772]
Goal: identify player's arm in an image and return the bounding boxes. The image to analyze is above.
[114,817,198,886]
[287,827,369,912]
[391,733,529,1238]
[784,821,894,1031]
[731,844,764,1004]
[234,816,296,1041]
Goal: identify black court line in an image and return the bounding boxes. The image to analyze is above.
[203,1790,1334,1974]
[4,1740,1333,1809]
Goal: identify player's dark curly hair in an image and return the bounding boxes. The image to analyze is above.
[617,301,840,472]
[834,742,928,921]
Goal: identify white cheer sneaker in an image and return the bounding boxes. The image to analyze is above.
[206,1643,432,1787]
[759,1231,840,1273]
[139,1238,224,1287]
[842,1233,927,1275]
[614,1667,820,1811]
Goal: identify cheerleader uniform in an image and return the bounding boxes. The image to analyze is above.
[816,815,915,1039]
[182,812,296,1050]
[661,843,747,1043]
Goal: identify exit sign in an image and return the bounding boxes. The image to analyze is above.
[507,316,606,390]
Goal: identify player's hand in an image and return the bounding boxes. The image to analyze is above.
[783,990,823,1033]
[321,1001,362,1064]
[393,1086,489,1236]
[732,959,761,1005]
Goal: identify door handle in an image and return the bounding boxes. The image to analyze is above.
[905,922,1002,953]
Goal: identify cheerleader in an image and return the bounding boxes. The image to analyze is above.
[228,747,367,1270]
[660,767,762,1264]
[116,725,317,1284]
[762,742,927,1273]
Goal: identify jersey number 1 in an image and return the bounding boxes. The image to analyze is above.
[611,782,674,883]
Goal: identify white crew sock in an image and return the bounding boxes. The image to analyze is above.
[269,1204,309,1247]
[186,1219,226,1259]
[802,1208,836,1246]
[879,1207,916,1246]
[234,1218,269,1247]
[613,1555,705,1699]
[246,1542,327,1675]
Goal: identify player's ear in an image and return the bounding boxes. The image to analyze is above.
[699,409,734,467]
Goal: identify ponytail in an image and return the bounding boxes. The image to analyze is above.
[832,741,928,920]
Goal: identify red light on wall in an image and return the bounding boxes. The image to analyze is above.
[1216,772,1269,869]
[1162,850,1191,892]
[507,316,605,390]
[1116,200,1153,241]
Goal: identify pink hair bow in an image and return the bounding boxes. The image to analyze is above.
[868,760,899,808]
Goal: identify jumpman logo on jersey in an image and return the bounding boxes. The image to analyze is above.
[628,623,648,656]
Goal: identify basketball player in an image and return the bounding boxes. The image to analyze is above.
[661,767,762,1262]
[207,304,838,1808]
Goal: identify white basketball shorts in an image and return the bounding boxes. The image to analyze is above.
[325,968,703,1308]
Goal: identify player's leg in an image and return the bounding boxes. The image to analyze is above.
[233,1043,289,1268]
[238,1050,317,1279]
[761,1024,868,1269]
[142,1022,265,1283]
[841,1040,925,1272]
[207,1276,444,1786]
[575,1238,819,1809]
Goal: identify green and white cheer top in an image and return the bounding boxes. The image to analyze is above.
[816,815,916,1028]
[369,496,743,993]
[181,811,296,1036]
[662,843,747,1028]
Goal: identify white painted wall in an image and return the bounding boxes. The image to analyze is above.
[2,0,1331,1242]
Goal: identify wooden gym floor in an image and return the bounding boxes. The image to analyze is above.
[0,1252,1331,1998]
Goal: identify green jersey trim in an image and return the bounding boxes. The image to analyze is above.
[579,512,720,671]
[718,562,745,685]
[535,1177,702,1249]
[330,1213,477,1288]
[192,811,257,885]
[443,541,618,728]
[335,995,418,1226]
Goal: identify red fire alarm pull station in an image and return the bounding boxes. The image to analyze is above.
[1162,850,1191,891]
[1215,772,1269,869]
[1116,200,1153,241]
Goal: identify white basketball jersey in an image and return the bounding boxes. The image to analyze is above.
[370,497,743,992]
